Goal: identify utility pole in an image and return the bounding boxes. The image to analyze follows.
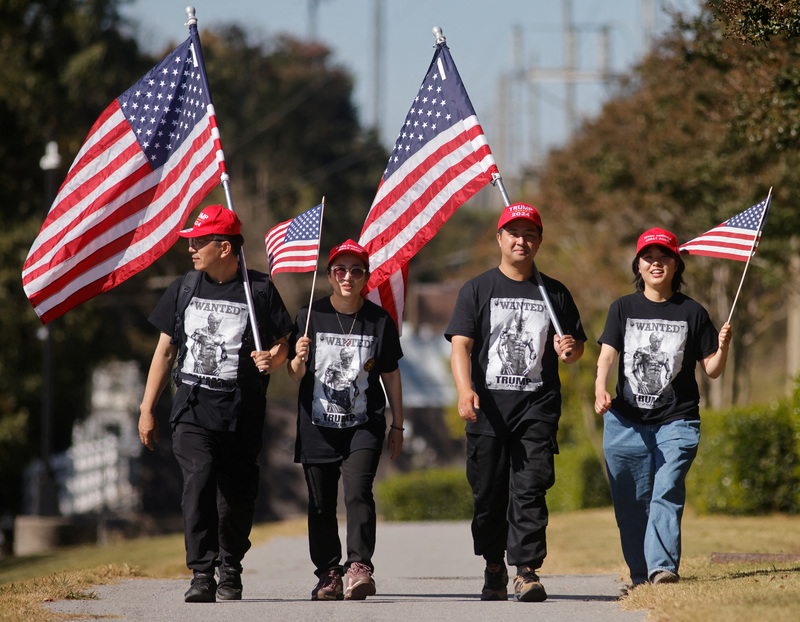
[371,0,384,141]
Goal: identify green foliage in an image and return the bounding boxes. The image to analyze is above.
[550,444,612,513]
[688,398,800,514]
[375,467,473,521]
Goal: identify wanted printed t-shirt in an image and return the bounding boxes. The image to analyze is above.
[149,270,292,432]
[293,297,402,463]
[598,291,719,425]
[445,268,586,436]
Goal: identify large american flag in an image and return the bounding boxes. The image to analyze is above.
[22,34,223,324]
[679,196,771,261]
[265,203,324,276]
[358,41,498,329]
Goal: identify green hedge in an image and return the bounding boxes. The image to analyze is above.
[375,446,611,521]
[688,399,800,515]
[375,467,474,521]
[549,444,612,513]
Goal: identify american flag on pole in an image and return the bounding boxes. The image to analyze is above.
[679,195,771,261]
[358,40,499,329]
[265,203,324,276]
[22,34,223,324]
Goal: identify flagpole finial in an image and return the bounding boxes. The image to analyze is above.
[432,26,446,45]
[185,6,197,26]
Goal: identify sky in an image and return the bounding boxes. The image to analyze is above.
[122,0,699,172]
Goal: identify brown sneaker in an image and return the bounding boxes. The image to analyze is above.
[311,568,344,600]
[650,570,679,585]
[344,562,376,600]
[513,566,547,602]
[481,562,509,601]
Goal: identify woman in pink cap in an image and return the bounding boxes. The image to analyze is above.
[595,228,732,591]
[288,239,404,601]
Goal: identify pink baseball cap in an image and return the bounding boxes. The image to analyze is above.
[636,228,680,256]
[497,203,543,231]
[328,239,370,270]
[178,204,242,238]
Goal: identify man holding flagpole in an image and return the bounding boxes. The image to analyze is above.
[138,205,292,603]
[446,203,586,603]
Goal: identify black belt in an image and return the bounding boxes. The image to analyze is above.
[176,371,237,392]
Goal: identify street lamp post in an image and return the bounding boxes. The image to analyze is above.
[36,140,61,516]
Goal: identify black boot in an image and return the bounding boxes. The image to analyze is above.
[217,564,243,600]
[184,571,216,603]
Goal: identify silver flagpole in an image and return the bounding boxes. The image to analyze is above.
[186,6,264,354]
[726,187,773,324]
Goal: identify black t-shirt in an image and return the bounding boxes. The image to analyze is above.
[292,297,403,463]
[445,267,586,436]
[598,291,719,425]
[149,269,293,432]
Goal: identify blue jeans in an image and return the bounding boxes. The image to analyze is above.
[603,410,700,584]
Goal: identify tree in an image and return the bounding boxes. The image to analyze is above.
[0,4,388,514]
[0,0,154,514]
[532,6,800,404]
[709,0,800,42]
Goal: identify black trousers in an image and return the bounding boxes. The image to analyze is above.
[303,448,381,576]
[466,419,557,569]
[172,422,262,573]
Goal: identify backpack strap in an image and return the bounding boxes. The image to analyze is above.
[177,269,202,319]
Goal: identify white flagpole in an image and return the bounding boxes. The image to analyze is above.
[726,187,772,324]
[304,197,326,337]
[186,6,263,353]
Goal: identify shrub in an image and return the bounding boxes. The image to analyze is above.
[376,467,473,521]
[688,400,800,515]
[550,444,612,513]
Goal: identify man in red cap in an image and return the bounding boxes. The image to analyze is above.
[138,205,293,603]
[446,203,586,603]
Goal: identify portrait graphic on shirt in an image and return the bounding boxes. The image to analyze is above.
[312,332,374,428]
[180,296,248,386]
[621,318,687,410]
[486,298,548,392]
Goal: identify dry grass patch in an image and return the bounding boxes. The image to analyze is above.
[620,558,800,622]
[0,563,140,622]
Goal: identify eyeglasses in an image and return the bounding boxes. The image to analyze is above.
[332,266,366,280]
[189,237,223,250]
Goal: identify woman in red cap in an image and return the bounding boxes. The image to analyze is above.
[595,228,732,591]
[288,239,404,601]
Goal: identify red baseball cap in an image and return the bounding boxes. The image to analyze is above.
[498,203,543,231]
[178,204,242,238]
[328,239,370,270]
[636,228,680,256]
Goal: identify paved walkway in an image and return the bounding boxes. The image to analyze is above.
[46,521,645,621]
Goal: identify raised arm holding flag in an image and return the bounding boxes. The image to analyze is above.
[680,190,772,323]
